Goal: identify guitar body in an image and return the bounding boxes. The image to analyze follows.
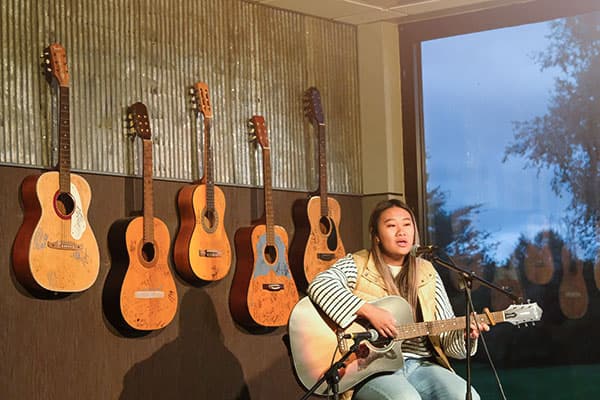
[290,195,345,290]
[524,243,554,285]
[119,216,178,330]
[289,296,413,395]
[13,171,100,293]
[174,183,231,282]
[230,224,299,329]
[558,247,588,319]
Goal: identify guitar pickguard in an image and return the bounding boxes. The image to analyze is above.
[253,233,293,279]
[69,182,87,240]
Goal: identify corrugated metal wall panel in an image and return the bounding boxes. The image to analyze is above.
[0,0,362,194]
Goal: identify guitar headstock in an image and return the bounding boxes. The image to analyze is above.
[503,302,543,326]
[191,82,213,119]
[42,43,69,87]
[248,115,269,149]
[303,86,324,125]
[127,102,152,140]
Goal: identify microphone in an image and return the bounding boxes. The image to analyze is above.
[410,244,438,257]
[343,329,379,342]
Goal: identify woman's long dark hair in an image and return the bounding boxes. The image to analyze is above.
[369,199,421,316]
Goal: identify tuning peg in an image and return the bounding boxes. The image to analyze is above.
[247,119,255,133]
[124,115,135,137]
[248,133,257,142]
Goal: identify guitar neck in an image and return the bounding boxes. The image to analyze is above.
[142,139,155,243]
[58,85,71,193]
[315,121,329,216]
[262,146,275,245]
[202,117,215,211]
[396,311,505,340]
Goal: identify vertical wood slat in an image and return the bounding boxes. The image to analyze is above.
[0,0,363,194]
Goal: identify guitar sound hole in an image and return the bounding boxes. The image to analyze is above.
[319,216,332,235]
[141,242,156,263]
[264,244,277,264]
[203,209,216,229]
[55,192,75,217]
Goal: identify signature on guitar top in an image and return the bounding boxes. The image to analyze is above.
[229,115,299,330]
[12,43,100,294]
[174,82,232,283]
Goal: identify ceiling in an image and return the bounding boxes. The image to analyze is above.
[250,0,535,25]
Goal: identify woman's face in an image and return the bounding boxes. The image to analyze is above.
[375,206,415,265]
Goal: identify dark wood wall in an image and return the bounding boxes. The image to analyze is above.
[0,165,363,399]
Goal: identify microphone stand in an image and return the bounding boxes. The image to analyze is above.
[426,253,520,400]
[300,338,365,400]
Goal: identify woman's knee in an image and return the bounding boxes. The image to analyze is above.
[353,379,422,400]
[442,385,480,400]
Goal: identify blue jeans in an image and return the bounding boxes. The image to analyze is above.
[352,358,480,400]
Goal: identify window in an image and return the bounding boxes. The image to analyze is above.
[401,2,600,398]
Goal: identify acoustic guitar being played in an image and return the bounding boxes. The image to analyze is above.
[229,115,299,330]
[290,87,345,291]
[109,102,178,331]
[12,43,100,294]
[288,296,542,395]
[173,82,231,283]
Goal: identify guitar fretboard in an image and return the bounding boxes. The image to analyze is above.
[395,311,505,340]
[142,139,155,244]
[203,117,215,213]
[58,86,71,193]
[317,122,329,217]
[262,145,275,246]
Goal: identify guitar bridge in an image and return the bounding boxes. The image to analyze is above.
[317,253,335,261]
[199,249,221,257]
[262,283,284,291]
[134,290,165,299]
[47,241,81,251]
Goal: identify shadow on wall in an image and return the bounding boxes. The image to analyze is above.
[119,289,251,400]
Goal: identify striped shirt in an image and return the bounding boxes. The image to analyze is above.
[307,253,475,361]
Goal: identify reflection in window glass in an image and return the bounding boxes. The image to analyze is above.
[421,11,600,398]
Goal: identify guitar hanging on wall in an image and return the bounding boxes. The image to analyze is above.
[229,115,299,330]
[108,102,178,331]
[12,43,100,294]
[491,255,525,311]
[174,82,231,283]
[558,245,588,319]
[524,231,554,285]
[448,253,484,291]
[290,87,345,291]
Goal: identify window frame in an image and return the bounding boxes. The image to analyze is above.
[399,0,600,241]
